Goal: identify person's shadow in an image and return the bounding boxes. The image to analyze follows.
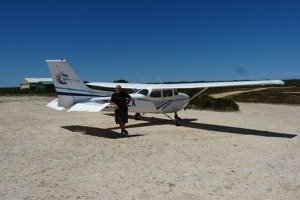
[61,125,144,139]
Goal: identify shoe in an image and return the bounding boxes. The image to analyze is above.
[121,129,129,137]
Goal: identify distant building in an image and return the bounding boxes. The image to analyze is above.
[21,78,53,90]
[35,81,54,90]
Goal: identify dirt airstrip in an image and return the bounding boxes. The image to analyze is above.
[0,96,299,199]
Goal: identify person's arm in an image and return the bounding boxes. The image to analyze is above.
[126,94,132,106]
[110,94,119,110]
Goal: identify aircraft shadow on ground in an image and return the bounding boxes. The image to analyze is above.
[61,125,144,139]
[105,113,297,139]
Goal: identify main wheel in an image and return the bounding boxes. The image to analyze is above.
[135,113,141,120]
[174,117,182,126]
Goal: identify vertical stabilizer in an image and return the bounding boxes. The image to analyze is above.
[46,59,111,108]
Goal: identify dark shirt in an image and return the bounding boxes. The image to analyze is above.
[110,91,131,112]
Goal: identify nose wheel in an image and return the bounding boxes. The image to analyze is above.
[174,113,182,126]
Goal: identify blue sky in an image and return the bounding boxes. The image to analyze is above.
[1,0,299,87]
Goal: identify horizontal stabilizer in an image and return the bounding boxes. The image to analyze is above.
[47,99,65,111]
[68,102,110,112]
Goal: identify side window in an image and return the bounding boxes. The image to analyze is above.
[174,89,179,95]
[150,90,161,98]
[163,90,173,97]
[138,89,149,96]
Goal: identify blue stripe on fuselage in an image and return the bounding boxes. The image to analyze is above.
[56,91,110,97]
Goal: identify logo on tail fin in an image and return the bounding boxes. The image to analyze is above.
[56,73,69,85]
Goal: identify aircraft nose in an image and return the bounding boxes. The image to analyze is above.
[179,93,190,110]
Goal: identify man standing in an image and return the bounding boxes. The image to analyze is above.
[110,85,132,136]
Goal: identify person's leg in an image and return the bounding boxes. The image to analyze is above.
[115,112,125,135]
[120,123,125,130]
[120,111,129,136]
[120,123,128,136]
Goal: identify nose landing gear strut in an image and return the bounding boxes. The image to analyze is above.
[174,112,182,126]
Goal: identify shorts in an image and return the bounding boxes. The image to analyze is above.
[115,110,128,124]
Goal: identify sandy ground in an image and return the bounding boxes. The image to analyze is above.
[0,96,299,199]
[211,88,267,98]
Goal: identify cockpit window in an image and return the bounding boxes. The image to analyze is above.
[163,90,173,97]
[150,90,161,98]
[137,89,149,96]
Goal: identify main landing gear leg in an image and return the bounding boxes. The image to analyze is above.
[174,112,182,126]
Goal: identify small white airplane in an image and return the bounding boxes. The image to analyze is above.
[46,59,284,126]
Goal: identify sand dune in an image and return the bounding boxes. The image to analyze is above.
[0,96,299,199]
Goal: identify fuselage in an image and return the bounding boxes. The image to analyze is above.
[102,88,189,113]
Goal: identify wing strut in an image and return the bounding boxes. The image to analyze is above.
[189,88,208,102]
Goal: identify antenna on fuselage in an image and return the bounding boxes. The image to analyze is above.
[156,76,163,85]
[139,76,146,84]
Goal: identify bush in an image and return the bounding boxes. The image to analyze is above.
[190,95,239,112]
[0,87,56,96]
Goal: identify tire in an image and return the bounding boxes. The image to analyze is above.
[174,117,182,126]
[135,113,141,120]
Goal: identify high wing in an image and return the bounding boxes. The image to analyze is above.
[87,82,154,89]
[87,80,284,90]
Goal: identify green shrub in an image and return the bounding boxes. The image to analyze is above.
[0,88,56,96]
[190,95,239,112]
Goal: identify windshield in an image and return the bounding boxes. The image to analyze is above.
[136,89,149,96]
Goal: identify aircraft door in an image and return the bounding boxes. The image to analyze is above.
[162,89,176,113]
[149,89,163,111]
